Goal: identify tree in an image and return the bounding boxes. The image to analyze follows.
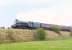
[51,26,61,35]
[36,28,46,40]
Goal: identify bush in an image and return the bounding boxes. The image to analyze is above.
[70,32,72,36]
[36,28,46,40]
[51,26,61,35]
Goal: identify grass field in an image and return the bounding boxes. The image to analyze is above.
[0,29,71,50]
[0,39,72,50]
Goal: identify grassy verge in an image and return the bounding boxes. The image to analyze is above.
[0,39,72,50]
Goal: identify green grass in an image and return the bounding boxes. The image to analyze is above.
[0,39,72,50]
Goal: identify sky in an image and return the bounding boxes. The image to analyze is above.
[0,0,72,27]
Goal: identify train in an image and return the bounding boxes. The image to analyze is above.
[11,20,71,32]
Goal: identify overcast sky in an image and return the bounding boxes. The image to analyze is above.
[0,0,72,27]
